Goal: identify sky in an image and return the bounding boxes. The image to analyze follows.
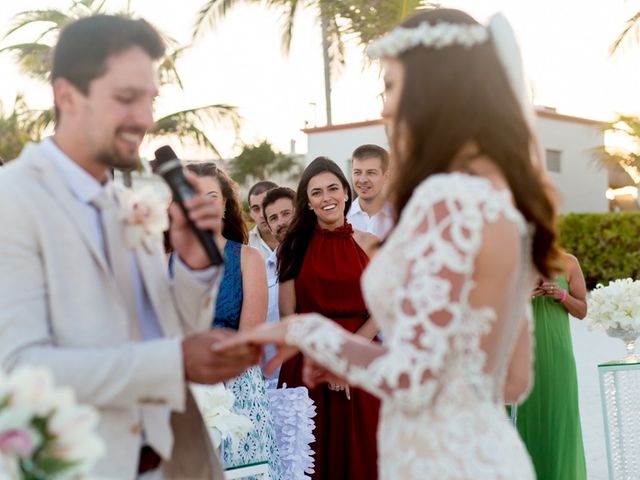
[1,0,640,160]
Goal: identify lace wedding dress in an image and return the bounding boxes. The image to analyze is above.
[286,173,536,479]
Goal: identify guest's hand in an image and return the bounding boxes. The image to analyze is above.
[212,319,299,376]
[182,329,261,384]
[540,281,564,301]
[169,171,223,270]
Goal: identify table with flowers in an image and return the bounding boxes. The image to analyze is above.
[588,279,640,480]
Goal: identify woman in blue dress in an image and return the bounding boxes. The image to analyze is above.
[186,163,282,479]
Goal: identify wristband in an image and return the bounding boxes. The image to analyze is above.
[560,289,568,303]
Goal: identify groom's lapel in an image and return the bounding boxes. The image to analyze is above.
[21,143,110,275]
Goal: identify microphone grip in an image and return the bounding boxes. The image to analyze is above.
[169,179,224,266]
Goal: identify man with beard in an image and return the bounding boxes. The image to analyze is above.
[0,15,258,480]
[346,144,393,240]
[260,187,296,382]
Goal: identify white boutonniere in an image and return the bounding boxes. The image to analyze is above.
[119,186,169,252]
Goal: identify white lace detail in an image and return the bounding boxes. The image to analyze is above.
[286,173,535,479]
[367,21,489,58]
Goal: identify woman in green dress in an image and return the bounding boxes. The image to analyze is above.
[516,252,587,479]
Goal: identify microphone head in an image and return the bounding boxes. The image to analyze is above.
[154,145,177,164]
[154,146,181,177]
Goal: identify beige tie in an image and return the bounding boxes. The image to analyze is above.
[92,187,173,459]
[91,187,140,340]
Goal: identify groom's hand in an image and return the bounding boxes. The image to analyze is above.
[182,329,261,384]
[169,171,223,270]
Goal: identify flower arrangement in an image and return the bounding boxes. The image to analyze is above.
[195,385,253,450]
[0,366,105,479]
[119,186,170,251]
[587,278,640,332]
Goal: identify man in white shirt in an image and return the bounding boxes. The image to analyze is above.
[346,144,394,240]
[0,15,257,480]
[260,187,296,384]
[247,180,279,259]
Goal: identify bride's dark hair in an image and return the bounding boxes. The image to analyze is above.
[389,8,560,277]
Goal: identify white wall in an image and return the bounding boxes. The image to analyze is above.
[536,114,607,213]
[305,113,607,213]
[306,124,388,175]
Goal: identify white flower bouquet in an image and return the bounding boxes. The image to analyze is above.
[0,366,105,479]
[587,278,640,332]
[191,384,253,451]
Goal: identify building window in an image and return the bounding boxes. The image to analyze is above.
[545,149,562,173]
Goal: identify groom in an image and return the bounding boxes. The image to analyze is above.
[0,15,258,479]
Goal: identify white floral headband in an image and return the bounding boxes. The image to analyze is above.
[367,21,489,58]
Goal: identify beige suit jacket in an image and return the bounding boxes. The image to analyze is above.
[0,143,225,479]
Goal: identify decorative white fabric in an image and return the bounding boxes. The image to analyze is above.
[286,173,536,479]
[266,387,316,480]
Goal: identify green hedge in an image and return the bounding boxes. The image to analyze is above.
[559,212,640,289]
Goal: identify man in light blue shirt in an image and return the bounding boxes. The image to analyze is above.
[260,187,296,385]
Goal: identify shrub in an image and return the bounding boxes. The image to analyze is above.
[559,213,640,289]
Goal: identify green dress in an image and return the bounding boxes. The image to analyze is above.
[516,276,587,479]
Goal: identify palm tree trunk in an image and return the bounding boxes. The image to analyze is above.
[320,13,332,126]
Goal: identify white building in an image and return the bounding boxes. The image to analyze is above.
[303,108,607,213]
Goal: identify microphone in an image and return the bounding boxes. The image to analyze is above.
[154,145,224,266]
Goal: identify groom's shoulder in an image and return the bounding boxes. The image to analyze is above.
[0,143,48,188]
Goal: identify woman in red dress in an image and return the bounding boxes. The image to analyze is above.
[277,157,381,480]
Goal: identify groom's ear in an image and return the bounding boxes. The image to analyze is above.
[53,77,83,121]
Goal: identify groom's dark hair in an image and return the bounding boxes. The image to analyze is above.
[51,15,165,120]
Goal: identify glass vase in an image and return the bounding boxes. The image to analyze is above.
[606,326,640,363]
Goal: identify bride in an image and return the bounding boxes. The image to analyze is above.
[216,8,560,479]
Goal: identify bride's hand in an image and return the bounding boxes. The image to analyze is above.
[212,317,300,376]
[302,358,347,388]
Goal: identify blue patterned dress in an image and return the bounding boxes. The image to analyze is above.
[214,240,282,479]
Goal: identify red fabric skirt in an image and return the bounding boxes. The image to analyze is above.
[278,316,380,480]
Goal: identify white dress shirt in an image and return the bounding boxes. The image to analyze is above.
[347,198,394,240]
[249,225,275,260]
[262,249,280,384]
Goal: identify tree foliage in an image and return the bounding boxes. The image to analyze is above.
[0,94,47,163]
[228,140,302,185]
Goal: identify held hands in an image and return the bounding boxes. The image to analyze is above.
[182,329,261,384]
[169,171,222,270]
[303,358,350,399]
[212,318,299,377]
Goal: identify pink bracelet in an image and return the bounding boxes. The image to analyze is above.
[560,289,568,303]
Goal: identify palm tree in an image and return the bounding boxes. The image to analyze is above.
[1,0,239,156]
[601,115,640,182]
[192,0,432,125]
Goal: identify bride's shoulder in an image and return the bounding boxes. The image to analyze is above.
[409,172,500,207]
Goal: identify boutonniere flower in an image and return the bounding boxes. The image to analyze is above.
[119,186,170,252]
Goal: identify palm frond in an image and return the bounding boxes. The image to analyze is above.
[610,11,640,55]
[150,104,241,157]
[274,0,301,55]
[0,43,52,81]
[192,0,243,40]
[3,9,72,40]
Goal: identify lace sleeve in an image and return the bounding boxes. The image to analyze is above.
[286,175,521,411]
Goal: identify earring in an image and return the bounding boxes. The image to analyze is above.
[222,210,226,219]
[307,203,313,210]
[345,195,349,202]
